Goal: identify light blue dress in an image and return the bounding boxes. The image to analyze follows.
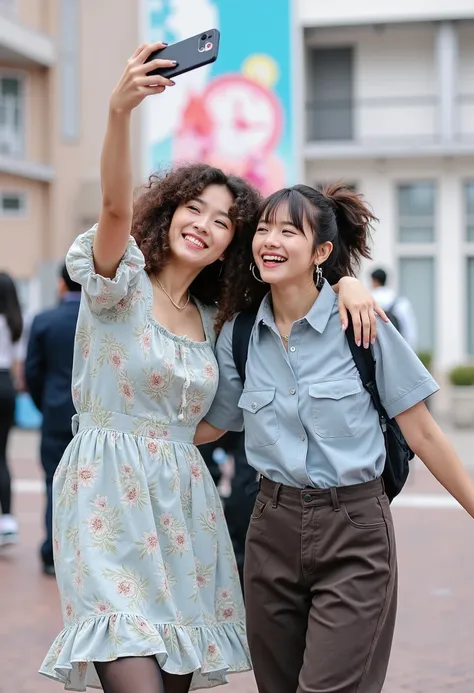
[40,227,249,691]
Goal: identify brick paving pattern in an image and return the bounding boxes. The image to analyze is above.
[1,425,473,693]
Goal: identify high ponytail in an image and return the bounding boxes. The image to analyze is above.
[320,182,376,284]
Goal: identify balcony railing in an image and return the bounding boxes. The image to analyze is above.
[306,95,474,146]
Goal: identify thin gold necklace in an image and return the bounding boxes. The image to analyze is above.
[155,278,190,311]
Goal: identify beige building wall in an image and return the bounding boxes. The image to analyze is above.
[0,0,142,306]
[0,174,47,276]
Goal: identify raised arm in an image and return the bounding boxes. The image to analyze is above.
[94,43,176,279]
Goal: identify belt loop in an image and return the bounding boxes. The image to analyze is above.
[272,482,282,509]
[380,476,386,495]
[330,487,341,512]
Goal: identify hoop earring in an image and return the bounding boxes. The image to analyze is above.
[250,262,266,284]
[314,264,323,289]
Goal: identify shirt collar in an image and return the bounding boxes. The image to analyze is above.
[255,280,337,343]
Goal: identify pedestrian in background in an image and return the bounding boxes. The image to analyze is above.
[25,263,81,576]
[199,433,255,591]
[221,432,255,592]
[371,267,418,348]
[0,271,23,546]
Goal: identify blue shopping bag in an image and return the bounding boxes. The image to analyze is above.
[15,393,42,429]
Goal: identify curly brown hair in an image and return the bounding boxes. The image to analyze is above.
[131,163,261,331]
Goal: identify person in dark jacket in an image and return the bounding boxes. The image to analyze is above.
[25,263,81,575]
[199,432,255,592]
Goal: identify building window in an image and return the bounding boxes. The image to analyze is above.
[0,76,24,157]
[398,182,436,243]
[398,257,435,351]
[0,191,26,216]
[466,181,474,242]
[60,0,79,141]
[468,259,474,357]
[306,47,353,142]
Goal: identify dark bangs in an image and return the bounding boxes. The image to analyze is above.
[258,187,317,235]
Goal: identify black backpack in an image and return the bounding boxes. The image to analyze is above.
[231,312,413,502]
[384,299,401,333]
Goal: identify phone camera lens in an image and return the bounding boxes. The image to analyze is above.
[201,34,207,40]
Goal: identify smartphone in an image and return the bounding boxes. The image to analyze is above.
[145,30,220,79]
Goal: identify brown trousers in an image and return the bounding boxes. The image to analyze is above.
[244,477,397,693]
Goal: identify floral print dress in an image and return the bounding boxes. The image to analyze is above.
[40,226,249,691]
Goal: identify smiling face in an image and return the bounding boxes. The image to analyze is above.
[252,189,333,288]
[168,184,236,269]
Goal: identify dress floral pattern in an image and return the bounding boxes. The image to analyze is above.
[40,226,249,691]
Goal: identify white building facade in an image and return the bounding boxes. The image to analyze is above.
[293,0,474,383]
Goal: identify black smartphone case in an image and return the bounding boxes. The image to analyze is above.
[145,30,220,79]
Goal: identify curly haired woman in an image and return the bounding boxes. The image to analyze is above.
[40,43,385,693]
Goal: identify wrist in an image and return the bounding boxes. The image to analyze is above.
[109,101,132,118]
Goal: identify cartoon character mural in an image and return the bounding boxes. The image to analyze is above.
[145,0,293,195]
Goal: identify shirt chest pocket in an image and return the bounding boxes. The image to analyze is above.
[238,388,280,448]
[309,378,362,438]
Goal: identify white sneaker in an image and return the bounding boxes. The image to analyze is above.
[0,514,18,546]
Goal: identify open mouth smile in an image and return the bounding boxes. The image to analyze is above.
[261,253,287,267]
[182,233,208,250]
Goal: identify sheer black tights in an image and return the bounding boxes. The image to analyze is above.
[94,657,193,693]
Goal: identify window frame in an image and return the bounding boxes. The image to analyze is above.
[0,70,26,158]
[0,190,27,218]
[395,180,437,352]
[397,180,437,245]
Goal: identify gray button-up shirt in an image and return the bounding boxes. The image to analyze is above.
[205,280,439,488]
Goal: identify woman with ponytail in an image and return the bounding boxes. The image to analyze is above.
[196,183,474,693]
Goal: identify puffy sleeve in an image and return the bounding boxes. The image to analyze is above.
[66,224,145,314]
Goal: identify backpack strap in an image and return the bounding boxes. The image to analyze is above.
[345,319,388,429]
[232,312,257,384]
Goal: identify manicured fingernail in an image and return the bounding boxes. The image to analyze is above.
[342,322,347,331]
[364,342,369,349]
[371,337,376,344]
[162,42,168,46]
[356,340,361,347]
[170,80,176,85]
